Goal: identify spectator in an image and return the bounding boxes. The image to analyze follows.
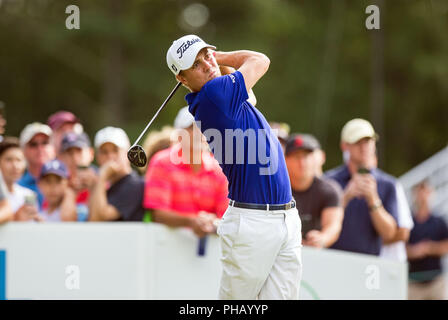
[0,177,13,224]
[325,118,398,255]
[88,127,144,222]
[0,137,39,222]
[139,125,174,174]
[59,132,97,221]
[143,106,229,237]
[47,111,83,156]
[37,159,77,222]
[0,101,6,142]
[269,122,290,153]
[378,155,414,261]
[379,181,414,262]
[407,181,448,300]
[18,122,55,209]
[285,133,343,248]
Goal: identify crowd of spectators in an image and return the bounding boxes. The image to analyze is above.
[0,107,447,300]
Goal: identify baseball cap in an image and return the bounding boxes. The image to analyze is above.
[20,122,53,147]
[39,159,68,180]
[174,106,195,129]
[270,122,290,142]
[94,126,130,150]
[60,132,91,153]
[285,134,321,156]
[47,111,80,130]
[166,34,216,75]
[341,118,379,144]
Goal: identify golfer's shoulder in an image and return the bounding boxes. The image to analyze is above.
[203,71,244,99]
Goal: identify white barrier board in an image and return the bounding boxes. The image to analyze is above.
[0,222,407,300]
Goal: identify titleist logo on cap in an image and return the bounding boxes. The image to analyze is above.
[177,38,201,59]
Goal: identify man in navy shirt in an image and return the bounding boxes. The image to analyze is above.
[325,118,398,255]
[166,35,302,299]
[407,181,448,299]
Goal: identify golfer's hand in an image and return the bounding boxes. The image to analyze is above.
[219,65,235,75]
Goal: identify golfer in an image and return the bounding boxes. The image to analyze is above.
[166,35,302,300]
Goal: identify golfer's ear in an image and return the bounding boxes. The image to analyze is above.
[176,74,187,86]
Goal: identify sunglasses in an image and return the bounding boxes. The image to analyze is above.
[28,140,50,148]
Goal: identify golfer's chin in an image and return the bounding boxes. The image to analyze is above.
[208,70,219,80]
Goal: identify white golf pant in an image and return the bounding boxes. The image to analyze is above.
[217,205,302,300]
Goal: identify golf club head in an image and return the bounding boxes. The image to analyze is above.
[127,145,147,167]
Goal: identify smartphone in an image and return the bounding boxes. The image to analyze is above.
[24,193,37,207]
[77,165,90,171]
[357,167,370,175]
[0,101,4,117]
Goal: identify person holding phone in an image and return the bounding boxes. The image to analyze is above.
[325,118,399,256]
[0,136,41,222]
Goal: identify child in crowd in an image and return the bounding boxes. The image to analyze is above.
[37,159,77,222]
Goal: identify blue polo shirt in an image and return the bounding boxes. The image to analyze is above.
[185,71,291,204]
[408,214,448,283]
[325,165,399,255]
[17,170,44,209]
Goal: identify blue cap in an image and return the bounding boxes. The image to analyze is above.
[39,159,68,180]
[60,132,91,153]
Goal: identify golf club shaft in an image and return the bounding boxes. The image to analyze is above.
[131,81,182,146]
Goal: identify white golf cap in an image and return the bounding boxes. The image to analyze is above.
[341,118,379,144]
[94,126,130,150]
[20,122,53,147]
[166,34,216,75]
[174,106,195,129]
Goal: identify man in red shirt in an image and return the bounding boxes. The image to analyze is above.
[143,106,229,237]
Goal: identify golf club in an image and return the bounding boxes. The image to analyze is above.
[127,81,182,167]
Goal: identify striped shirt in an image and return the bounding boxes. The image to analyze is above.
[143,144,229,217]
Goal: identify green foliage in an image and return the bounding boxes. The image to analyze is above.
[0,0,446,176]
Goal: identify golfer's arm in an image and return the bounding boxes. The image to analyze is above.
[152,209,196,228]
[215,50,270,92]
[219,64,256,105]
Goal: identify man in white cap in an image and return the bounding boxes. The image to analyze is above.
[143,106,229,237]
[325,118,399,255]
[88,126,144,222]
[166,35,301,299]
[18,122,55,208]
